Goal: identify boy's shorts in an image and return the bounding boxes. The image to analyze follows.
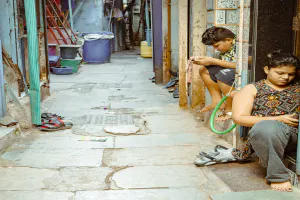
[205,65,235,86]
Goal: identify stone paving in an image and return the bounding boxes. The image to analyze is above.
[0,51,235,199]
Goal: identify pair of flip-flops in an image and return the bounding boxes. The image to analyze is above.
[38,113,73,132]
[194,145,236,166]
[163,77,179,89]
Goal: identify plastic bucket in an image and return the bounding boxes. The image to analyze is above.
[82,32,114,63]
[140,41,152,58]
[60,58,82,73]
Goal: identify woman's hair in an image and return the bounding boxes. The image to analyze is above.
[202,27,235,45]
[267,51,300,69]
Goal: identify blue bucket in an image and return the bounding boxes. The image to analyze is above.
[82,32,114,64]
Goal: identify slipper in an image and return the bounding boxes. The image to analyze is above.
[173,88,179,98]
[42,118,73,127]
[37,123,72,132]
[42,113,64,119]
[194,148,236,166]
[42,113,73,126]
[163,80,178,89]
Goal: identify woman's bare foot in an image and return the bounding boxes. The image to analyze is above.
[271,181,292,192]
[200,103,226,113]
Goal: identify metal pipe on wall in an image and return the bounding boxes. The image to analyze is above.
[68,0,74,41]
[24,0,41,125]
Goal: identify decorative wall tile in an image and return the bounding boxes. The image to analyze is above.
[207,0,214,10]
[244,0,251,7]
[216,10,226,24]
[236,8,251,25]
[220,25,237,34]
[217,0,238,9]
[226,10,238,24]
[237,25,250,41]
[207,24,214,29]
[207,11,215,24]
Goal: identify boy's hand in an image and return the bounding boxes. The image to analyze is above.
[191,56,216,66]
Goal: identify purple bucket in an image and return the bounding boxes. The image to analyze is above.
[82,32,114,64]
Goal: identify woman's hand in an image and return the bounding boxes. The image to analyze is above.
[275,114,299,127]
[190,56,216,66]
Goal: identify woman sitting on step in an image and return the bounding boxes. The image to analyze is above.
[194,52,299,192]
[231,52,300,192]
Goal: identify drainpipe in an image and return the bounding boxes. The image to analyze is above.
[68,0,76,43]
[0,39,6,118]
[145,0,151,46]
[68,0,74,40]
[24,0,41,125]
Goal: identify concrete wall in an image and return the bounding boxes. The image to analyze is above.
[171,0,179,72]
[0,0,22,97]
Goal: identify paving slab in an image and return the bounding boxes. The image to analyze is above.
[110,101,169,109]
[0,127,19,152]
[72,125,114,137]
[112,165,208,189]
[50,83,76,93]
[50,73,126,84]
[10,133,113,149]
[211,189,300,200]
[0,167,57,190]
[144,115,205,134]
[0,191,74,200]
[115,133,217,148]
[44,167,113,192]
[0,148,103,168]
[80,64,124,74]
[102,146,200,167]
[75,188,210,200]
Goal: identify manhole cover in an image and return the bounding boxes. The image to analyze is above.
[95,83,132,89]
[73,115,135,125]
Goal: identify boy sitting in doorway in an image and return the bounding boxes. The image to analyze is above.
[191,26,236,120]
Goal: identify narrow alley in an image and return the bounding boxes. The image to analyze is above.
[0,0,300,199]
[0,51,233,199]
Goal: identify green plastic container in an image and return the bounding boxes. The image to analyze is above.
[60,58,82,73]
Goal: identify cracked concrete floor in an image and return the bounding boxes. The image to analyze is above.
[0,50,233,200]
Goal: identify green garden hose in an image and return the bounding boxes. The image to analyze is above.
[210,95,237,134]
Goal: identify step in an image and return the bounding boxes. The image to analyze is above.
[0,127,19,154]
[211,189,300,200]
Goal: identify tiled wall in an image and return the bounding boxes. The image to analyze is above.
[206,0,239,56]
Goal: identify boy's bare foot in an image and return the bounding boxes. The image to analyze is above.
[270,181,292,192]
[216,111,232,121]
[200,104,226,113]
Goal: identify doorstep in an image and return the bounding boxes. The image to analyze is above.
[0,126,20,154]
[211,188,300,200]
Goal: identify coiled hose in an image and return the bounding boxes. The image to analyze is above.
[210,95,237,134]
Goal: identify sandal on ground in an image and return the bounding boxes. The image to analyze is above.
[173,88,179,98]
[194,148,236,166]
[42,113,64,119]
[163,79,178,89]
[37,122,72,132]
[41,113,73,126]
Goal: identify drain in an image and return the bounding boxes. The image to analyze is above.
[72,115,134,125]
